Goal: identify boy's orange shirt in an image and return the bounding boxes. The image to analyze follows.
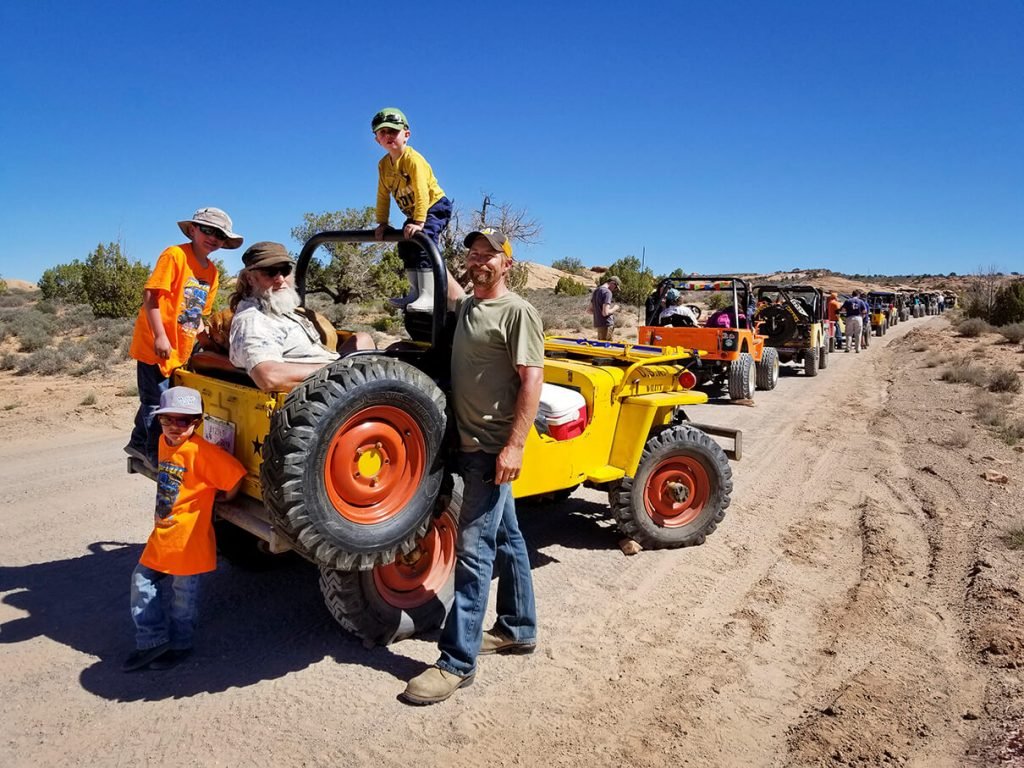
[139,434,246,576]
[128,243,220,377]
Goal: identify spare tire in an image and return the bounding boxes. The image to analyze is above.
[261,355,446,571]
[754,305,797,347]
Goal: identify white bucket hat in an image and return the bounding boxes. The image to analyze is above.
[177,207,244,250]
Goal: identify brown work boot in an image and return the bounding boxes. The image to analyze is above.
[400,666,474,705]
[479,628,537,656]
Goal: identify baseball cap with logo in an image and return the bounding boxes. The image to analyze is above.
[371,108,409,132]
[463,228,513,259]
[177,207,244,250]
[153,386,204,416]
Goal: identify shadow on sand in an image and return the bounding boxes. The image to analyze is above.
[0,496,612,702]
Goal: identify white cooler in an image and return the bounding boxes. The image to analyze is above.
[535,383,588,440]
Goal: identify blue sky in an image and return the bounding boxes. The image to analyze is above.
[1,0,1021,283]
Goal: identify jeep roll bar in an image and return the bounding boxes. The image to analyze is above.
[294,229,447,351]
[651,276,751,329]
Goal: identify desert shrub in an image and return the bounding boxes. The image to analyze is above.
[5,307,58,338]
[35,299,58,315]
[0,277,6,295]
[956,318,991,337]
[991,280,1024,326]
[80,392,97,406]
[705,292,731,311]
[974,392,1010,427]
[989,368,1022,393]
[16,326,52,353]
[940,358,987,386]
[997,322,1024,344]
[371,316,401,333]
[911,342,930,352]
[554,276,589,296]
[924,354,941,368]
[0,354,16,370]
[1000,420,1024,445]
[936,428,971,448]
[80,242,150,318]
[1000,525,1024,551]
[57,340,88,363]
[73,359,111,376]
[117,384,139,397]
[507,261,529,294]
[0,293,29,308]
[17,347,70,375]
[551,257,585,273]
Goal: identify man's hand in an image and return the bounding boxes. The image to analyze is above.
[495,443,524,485]
[154,335,172,359]
[374,224,387,241]
[403,222,424,240]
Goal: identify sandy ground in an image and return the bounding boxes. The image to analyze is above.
[1,315,1023,767]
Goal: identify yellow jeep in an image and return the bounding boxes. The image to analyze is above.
[129,230,741,645]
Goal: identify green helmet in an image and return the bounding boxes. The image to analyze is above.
[371,108,408,132]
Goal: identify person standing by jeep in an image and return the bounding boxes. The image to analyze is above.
[401,228,544,706]
[591,275,621,340]
[126,207,243,468]
[840,290,867,353]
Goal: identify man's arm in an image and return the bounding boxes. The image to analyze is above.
[249,360,326,393]
[495,365,544,485]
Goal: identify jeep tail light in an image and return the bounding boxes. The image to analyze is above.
[677,370,698,390]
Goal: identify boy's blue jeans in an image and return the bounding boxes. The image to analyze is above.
[398,196,452,270]
[128,361,170,465]
[130,564,200,651]
[437,451,537,677]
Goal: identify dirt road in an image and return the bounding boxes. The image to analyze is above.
[1,316,1022,767]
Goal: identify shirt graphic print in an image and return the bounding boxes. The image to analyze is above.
[177,278,210,336]
[155,461,185,523]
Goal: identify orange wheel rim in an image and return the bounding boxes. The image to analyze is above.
[372,510,457,610]
[643,456,710,527]
[323,405,425,525]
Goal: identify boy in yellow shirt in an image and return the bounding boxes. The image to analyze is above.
[123,386,246,672]
[126,208,243,468]
[371,108,451,313]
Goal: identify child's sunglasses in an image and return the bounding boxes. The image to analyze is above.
[255,264,293,278]
[158,415,199,428]
[196,224,227,241]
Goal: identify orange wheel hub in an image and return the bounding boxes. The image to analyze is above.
[643,456,710,527]
[372,511,457,610]
[323,405,425,524]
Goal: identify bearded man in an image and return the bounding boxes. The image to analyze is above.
[228,241,374,392]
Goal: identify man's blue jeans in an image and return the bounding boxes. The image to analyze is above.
[437,451,537,677]
[130,563,200,651]
[128,361,170,465]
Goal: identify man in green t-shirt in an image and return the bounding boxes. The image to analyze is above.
[401,228,544,706]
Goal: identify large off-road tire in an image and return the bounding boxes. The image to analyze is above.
[727,352,755,401]
[755,346,779,391]
[819,343,829,370]
[609,425,732,549]
[754,305,797,348]
[804,347,819,377]
[261,355,446,571]
[319,496,460,646]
